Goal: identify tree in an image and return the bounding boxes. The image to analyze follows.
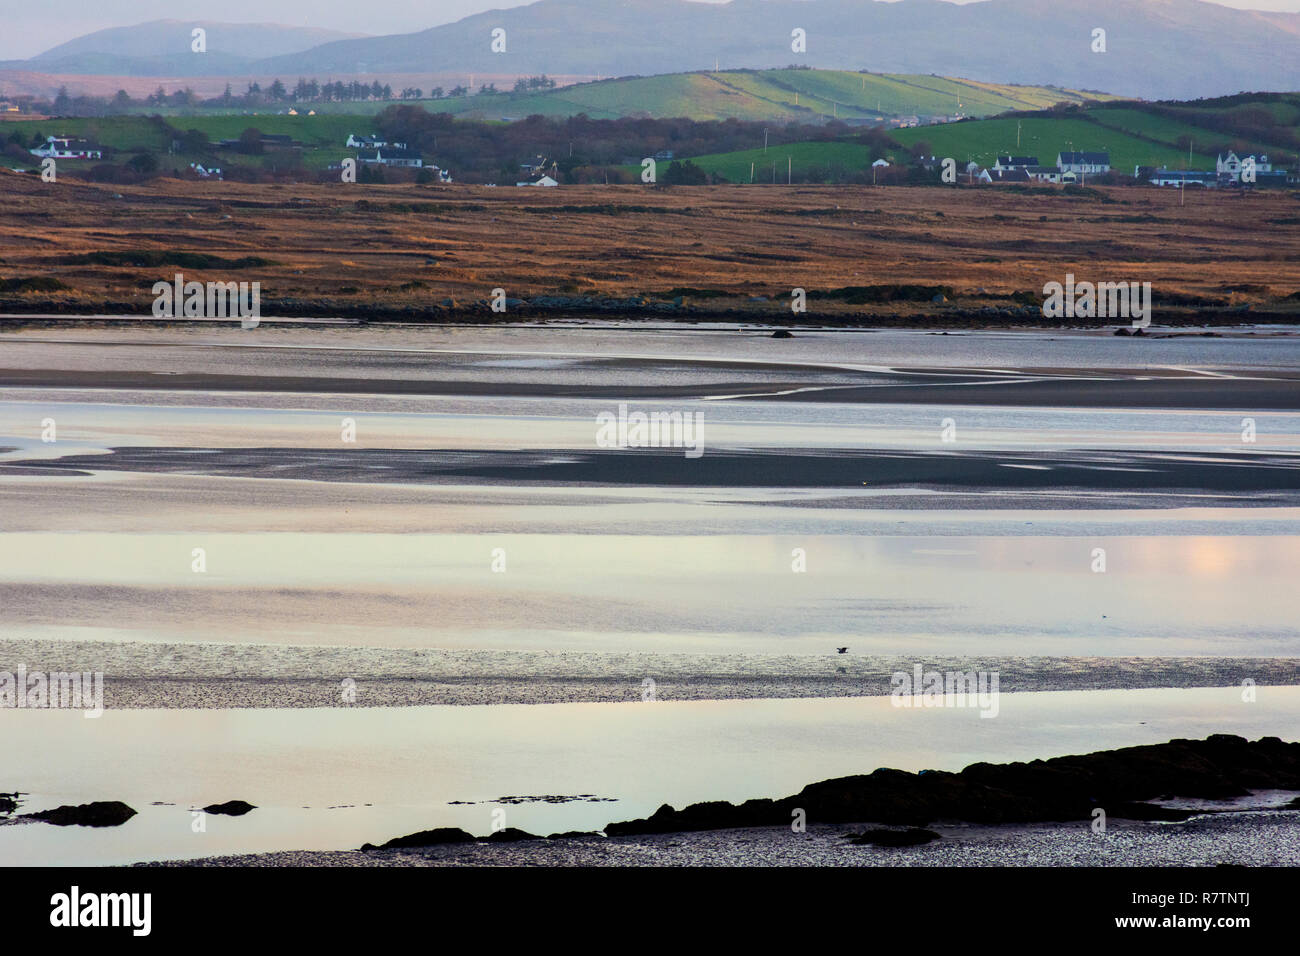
[53,86,72,113]
[127,152,159,175]
[268,79,287,102]
[237,127,264,155]
[180,128,209,153]
[431,87,445,99]
[662,159,708,185]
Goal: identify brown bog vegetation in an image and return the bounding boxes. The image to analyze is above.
[1,169,1298,325]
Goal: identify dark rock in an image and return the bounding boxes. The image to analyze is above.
[26,801,137,828]
[1133,327,1146,336]
[482,827,542,842]
[202,800,256,816]
[847,827,941,847]
[361,827,476,851]
[771,330,794,338]
[0,792,18,814]
[603,736,1300,836]
[546,830,603,840]
[1113,327,1131,335]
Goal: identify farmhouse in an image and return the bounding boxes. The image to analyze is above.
[346,133,407,149]
[516,175,558,187]
[993,156,1038,171]
[357,147,424,168]
[30,136,103,159]
[216,133,296,150]
[991,167,1032,183]
[1025,165,1061,183]
[1216,151,1270,182]
[1057,151,1110,175]
[1150,169,1217,187]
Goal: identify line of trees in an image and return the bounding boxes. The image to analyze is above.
[21,75,573,118]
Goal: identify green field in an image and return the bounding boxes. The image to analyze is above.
[404,70,1109,123]
[636,142,877,182]
[77,69,1114,125]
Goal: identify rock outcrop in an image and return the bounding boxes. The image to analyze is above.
[605,735,1300,836]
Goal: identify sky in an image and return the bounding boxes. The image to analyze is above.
[3,0,1299,61]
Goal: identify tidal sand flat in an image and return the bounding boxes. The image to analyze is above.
[1,325,1297,865]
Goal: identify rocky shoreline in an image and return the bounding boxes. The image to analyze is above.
[120,735,1300,867]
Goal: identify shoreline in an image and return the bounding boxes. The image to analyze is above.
[126,734,1300,866]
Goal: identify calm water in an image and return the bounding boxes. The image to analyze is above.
[3,687,1299,866]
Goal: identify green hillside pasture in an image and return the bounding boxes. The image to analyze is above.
[659,141,874,182]
[305,70,1115,124]
[1087,107,1276,158]
[890,116,1217,172]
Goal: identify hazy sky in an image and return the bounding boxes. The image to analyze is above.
[4,0,1299,60]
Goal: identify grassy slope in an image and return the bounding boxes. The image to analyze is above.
[112,70,1114,124]
[645,142,875,183]
[889,116,1219,172]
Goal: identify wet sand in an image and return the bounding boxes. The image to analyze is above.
[3,325,1300,408]
[14,445,1300,498]
[4,638,1299,707]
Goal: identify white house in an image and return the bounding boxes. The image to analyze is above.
[346,133,407,150]
[1026,165,1061,183]
[1150,169,1217,188]
[1057,151,1110,175]
[357,147,423,168]
[516,175,558,187]
[872,158,890,168]
[1217,151,1271,182]
[30,136,103,160]
[993,155,1039,171]
[189,162,222,179]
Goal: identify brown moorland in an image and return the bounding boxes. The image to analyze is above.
[1,169,1298,325]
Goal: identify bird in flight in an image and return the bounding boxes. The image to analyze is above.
[836,647,848,654]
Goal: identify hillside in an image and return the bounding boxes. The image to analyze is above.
[672,94,1300,182]
[395,70,1110,123]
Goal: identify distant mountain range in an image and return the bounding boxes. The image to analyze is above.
[3,20,366,78]
[5,0,1300,101]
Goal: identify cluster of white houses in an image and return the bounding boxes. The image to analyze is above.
[974,151,1113,183]
[963,149,1292,187]
[1147,151,1293,189]
[343,133,451,180]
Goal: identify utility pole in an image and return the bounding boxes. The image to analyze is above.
[787,155,791,184]
[763,128,769,153]
[1017,121,1021,149]
[750,161,754,184]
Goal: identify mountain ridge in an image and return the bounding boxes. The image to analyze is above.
[3,1,1298,100]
